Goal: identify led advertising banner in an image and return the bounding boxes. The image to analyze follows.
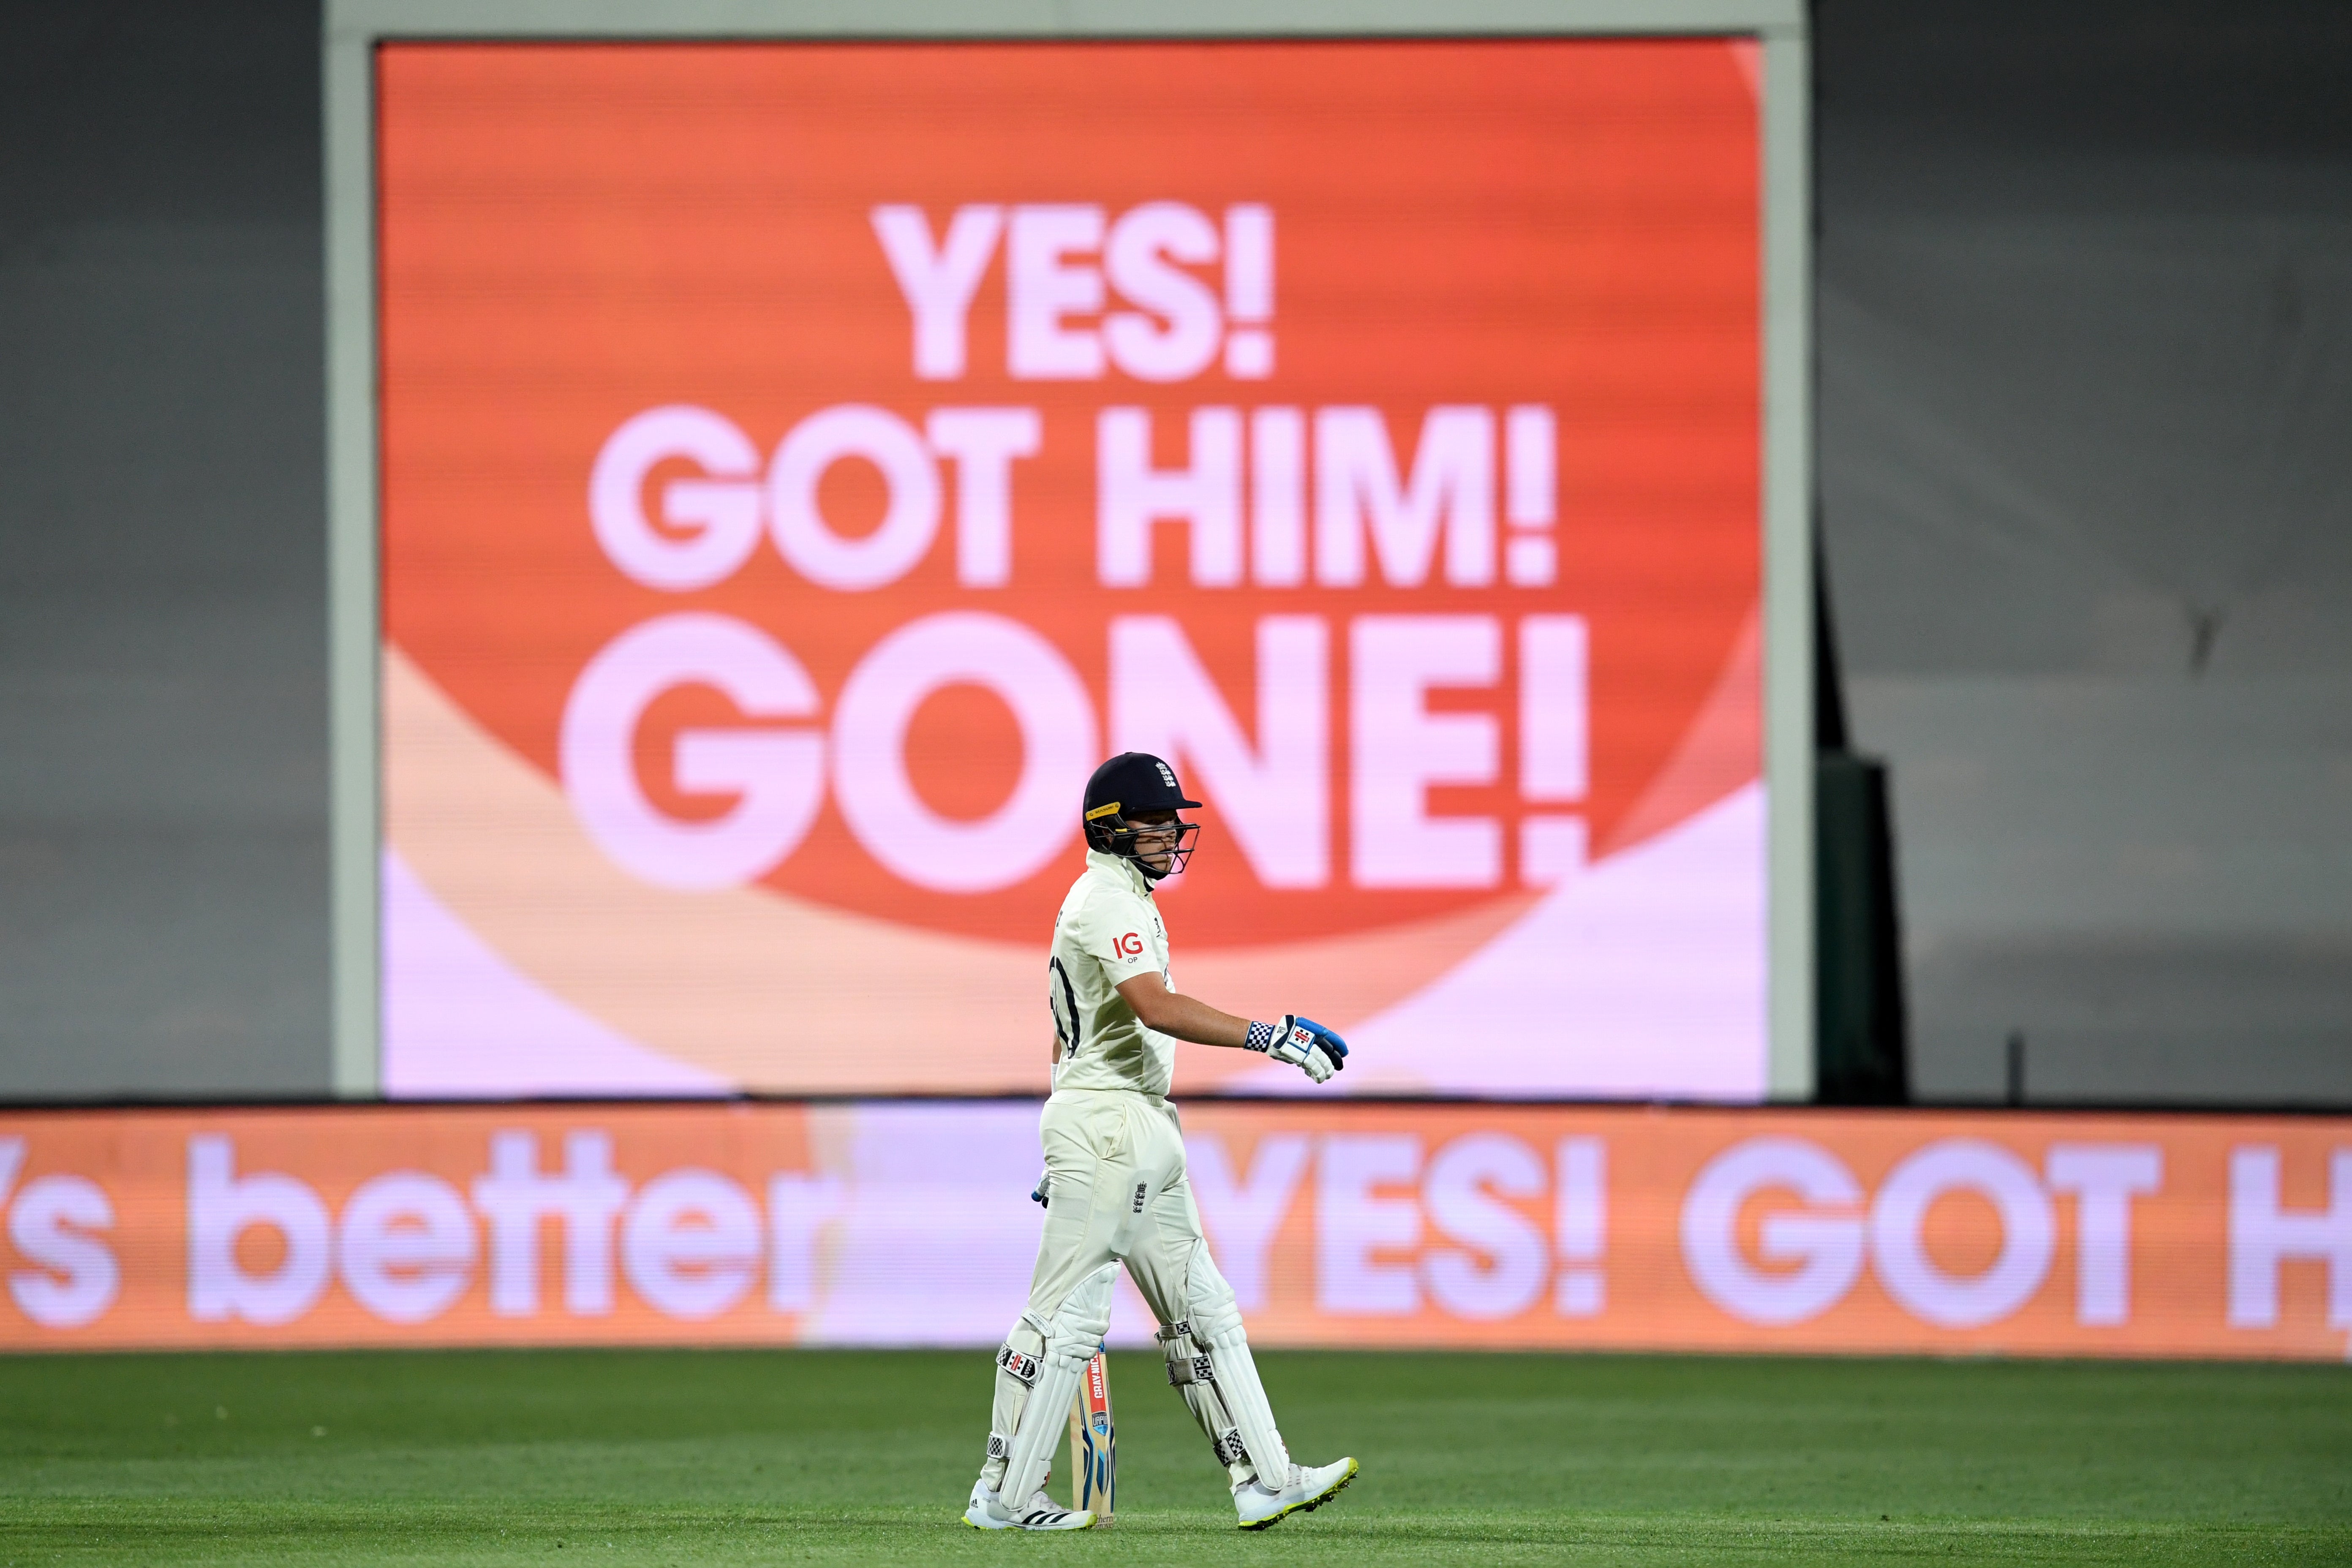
[376,41,1766,1098]
[2,1105,2345,1359]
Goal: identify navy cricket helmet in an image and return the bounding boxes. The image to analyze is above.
[1081,752,1201,881]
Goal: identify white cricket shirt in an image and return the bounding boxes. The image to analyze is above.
[1047,848,1176,1097]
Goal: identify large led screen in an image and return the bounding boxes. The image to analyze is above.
[377,40,1766,1098]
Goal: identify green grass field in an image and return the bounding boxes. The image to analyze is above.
[2,1348,2347,1565]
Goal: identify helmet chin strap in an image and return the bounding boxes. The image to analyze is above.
[1088,814,1197,880]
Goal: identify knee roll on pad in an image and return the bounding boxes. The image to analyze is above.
[1187,1284,1247,1345]
[996,1263,1116,1509]
[1044,1304,1108,1367]
[1181,1243,1242,1335]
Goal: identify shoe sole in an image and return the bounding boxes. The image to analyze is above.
[1237,1457,1358,1531]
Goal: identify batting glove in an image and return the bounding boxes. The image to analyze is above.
[1031,1170,1053,1208]
[1246,1015,1349,1084]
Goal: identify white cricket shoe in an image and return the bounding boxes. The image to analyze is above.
[962,1479,1097,1531]
[1233,1456,1358,1530]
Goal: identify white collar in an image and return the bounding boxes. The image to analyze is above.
[1085,847,1152,897]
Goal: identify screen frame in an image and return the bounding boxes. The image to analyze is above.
[324,0,1813,1101]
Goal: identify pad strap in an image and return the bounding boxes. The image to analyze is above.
[1160,1320,1214,1383]
[1159,1315,1249,1472]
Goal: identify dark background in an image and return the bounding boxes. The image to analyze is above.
[2,0,2346,1103]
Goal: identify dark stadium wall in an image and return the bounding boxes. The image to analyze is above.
[0,0,2344,1104]
[0,1,328,1098]
[1815,3,2352,1105]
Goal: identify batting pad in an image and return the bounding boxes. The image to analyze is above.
[1189,1251,1292,1486]
[996,1262,1116,1511]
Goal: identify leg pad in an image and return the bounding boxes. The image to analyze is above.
[996,1263,1116,1510]
[1185,1255,1290,1485]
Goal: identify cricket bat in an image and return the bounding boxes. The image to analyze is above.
[1066,1346,1116,1524]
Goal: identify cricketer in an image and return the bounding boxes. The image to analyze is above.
[964,751,1360,1532]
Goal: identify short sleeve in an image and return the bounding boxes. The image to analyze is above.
[1077,886,1162,988]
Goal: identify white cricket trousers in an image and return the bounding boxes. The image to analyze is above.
[1023,1087,1206,1326]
